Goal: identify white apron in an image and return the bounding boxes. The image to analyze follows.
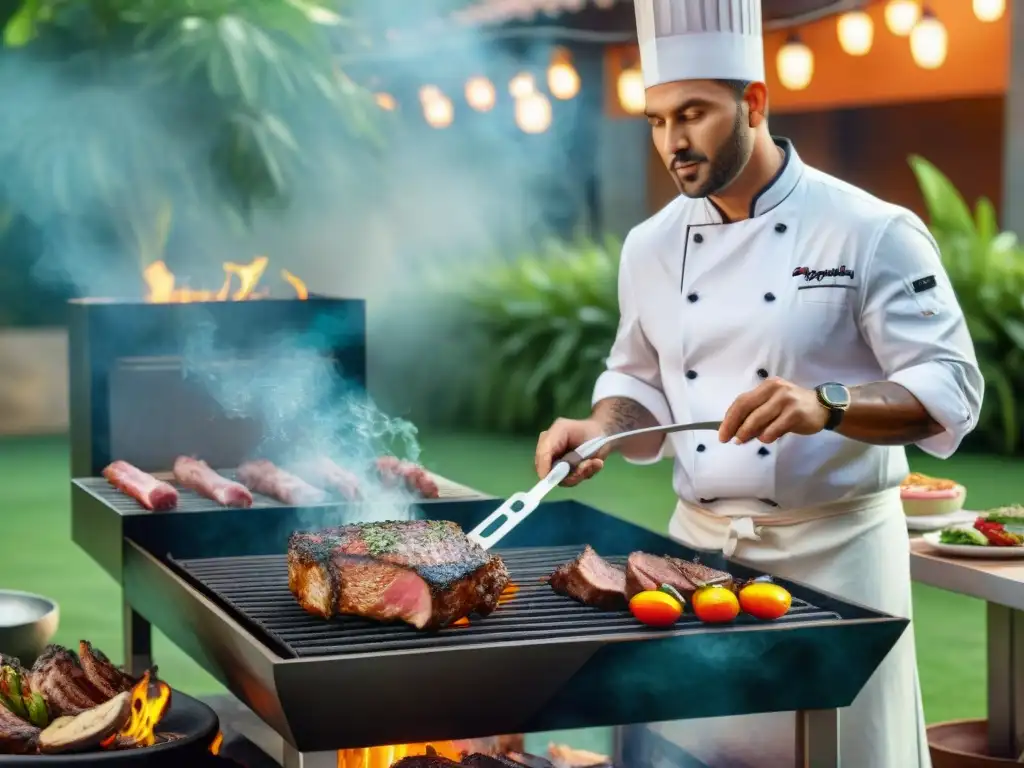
[665,489,931,768]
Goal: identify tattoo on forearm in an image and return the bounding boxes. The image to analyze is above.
[839,382,944,445]
[606,398,651,433]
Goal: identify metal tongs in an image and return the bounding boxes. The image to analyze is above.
[467,420,722,550]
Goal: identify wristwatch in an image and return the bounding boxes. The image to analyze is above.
[815,382,851,431]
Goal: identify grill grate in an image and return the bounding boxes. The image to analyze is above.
[170,546,843,659]
[75,472,487,515]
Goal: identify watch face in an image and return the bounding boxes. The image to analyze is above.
[821,383,850,408]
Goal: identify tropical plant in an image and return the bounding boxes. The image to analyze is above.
[909,155,1024,454]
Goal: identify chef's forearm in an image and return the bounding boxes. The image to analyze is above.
[591,397,662,458]
[836,382,945,445]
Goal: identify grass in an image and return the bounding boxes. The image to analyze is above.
[2,433,1020,724]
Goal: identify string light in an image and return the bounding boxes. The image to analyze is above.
[465,76,496,112]
[885,0,921,36]
[547,47,581,100]
[374,93,396,111]
[973,0,1005,22]
[509,72,535,99]
[909,8,948,69]
[837,10,874,56]
[776,34,814,91]
[515,92,552,134]
[617,66,645,114]
[420,88,454,129]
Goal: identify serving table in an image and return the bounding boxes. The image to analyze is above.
[910,537,1024,759]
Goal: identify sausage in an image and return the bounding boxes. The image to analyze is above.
[292,457,362,500]
[376,456,440,499]
[101,461,178,511]
[173,456,253,508]
[236,460,328,506]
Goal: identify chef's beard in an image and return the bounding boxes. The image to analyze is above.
[674,105,751,199]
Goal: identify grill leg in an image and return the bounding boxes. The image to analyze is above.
[795,709,839,768]
[123,598,153,676]
[281,745,337,768]
[987,603,1024,758]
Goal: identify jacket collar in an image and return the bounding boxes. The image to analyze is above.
[702,137,804,224]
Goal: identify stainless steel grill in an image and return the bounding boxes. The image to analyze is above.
[169,545,843,658]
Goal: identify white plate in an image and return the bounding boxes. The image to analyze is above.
[906,509,979,532]
[921,530,1024,558]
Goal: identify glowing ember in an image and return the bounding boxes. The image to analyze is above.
[142,257,308,303]
[209,731,224,755]
[337,742,461,767]
[101,671,172,749]
[453,583,519,628]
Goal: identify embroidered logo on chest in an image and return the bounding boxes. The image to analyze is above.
[792,265,855,282]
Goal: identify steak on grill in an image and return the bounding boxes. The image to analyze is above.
[625,552,733,600]
[546,546,627,611]
[288,520,510,630]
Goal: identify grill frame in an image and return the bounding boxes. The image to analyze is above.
[110,497,908,753]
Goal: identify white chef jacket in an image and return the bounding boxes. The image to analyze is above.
[592,138,984,511]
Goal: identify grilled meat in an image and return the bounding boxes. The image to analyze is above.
[0,702,39,755]
[237,460,328,506]
[292,456,362,500]
[546,745,613,767]
[625,553,733,601]
[506,753,559,768]
[288,520,510,630]
[464,754,549,767]
[102,460,178,511]
[29,645,107,717]
[173,456,253,508]
[376,456,440,499]
[547,546,628,611]
[78,642,133,701]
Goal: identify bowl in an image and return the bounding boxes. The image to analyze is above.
[902,483,966,518]
[0,590,59,665]
[928,718,1019,766]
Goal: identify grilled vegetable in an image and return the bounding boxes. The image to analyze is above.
[38,691,131,754]
[629,590,683,627]
[939,526,988,546]
[738,582,792,621]
[0,666,29,720]
[24,691,49,728]
[691,585,740,624]
[973,518,1023,547]
[658,583,686,606]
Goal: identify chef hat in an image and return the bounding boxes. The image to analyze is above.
[633,0,765,88]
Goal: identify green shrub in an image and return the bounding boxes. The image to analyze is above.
[909,155,1024,454]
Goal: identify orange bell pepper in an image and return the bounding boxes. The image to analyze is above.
[691,585,740,624]
[738,582,792,620]
[629,590,683,627]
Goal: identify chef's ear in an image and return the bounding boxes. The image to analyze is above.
[743,82,769,128]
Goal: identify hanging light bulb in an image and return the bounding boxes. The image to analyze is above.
[419,85,442,105]
[910,8,948,69]
[776,34,814,91]
[509,72,535,99]
[885,0,921,36]
[465,76,496,112]
[374,92,396,111]
[617,66,645,114]
[515,92,552,134]
[422,93,454,129]
[547,47,581,100]
[837,10,874,56]
[973,0,1005,22]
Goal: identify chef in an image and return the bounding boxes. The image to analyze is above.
[534,1,983,766]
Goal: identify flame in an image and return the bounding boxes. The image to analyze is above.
[210,731,224,755]
[453,583,519,628]
[142,257,308,303]
[337,742,461,767]
[101,671,172,749]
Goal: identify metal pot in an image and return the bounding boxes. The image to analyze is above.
[0,590,59,665]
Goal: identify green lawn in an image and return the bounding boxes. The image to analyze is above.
[2,433,1019,724]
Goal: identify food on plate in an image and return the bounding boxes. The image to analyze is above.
[899,472,965,517]
[738,581,792,620]
[172,456,253,508]
[292,456,362,500]
[29,645,110,716]
[981,505,1024,528]
[77,641,134,701]
[973,517,1024,547]
[691,585,740,624]
[625,552,733,600]
[376,456,441,499]
[0,665,48,728]
[938,526,988,546]
[0,699,40,754]
[37,690,131,754]
[546,546,628,611]
[102,461,178,511]
[237,459,328,506]
[937,512,1024,547]
[629,589,683,627]
[288,520,511,630]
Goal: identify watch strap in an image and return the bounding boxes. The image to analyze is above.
[816,383,849,432]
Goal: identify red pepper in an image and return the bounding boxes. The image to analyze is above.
[972,518,1022,546]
